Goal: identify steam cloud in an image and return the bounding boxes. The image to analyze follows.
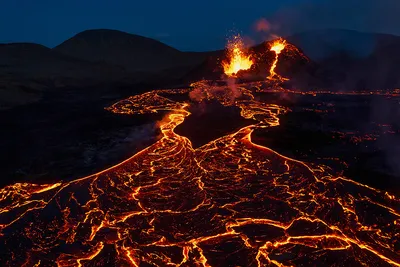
[254,18,272,33]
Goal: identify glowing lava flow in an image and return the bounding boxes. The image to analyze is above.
[268,39,288,81]
[222,35,254,77]
[0,83,399,266]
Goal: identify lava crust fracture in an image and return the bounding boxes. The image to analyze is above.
[0,84,399,267]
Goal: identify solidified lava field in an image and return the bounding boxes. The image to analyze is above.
[1,82,399,267]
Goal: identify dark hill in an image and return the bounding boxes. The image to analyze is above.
[0,42,121,77]
[0,42,132,109]
[53,29,209,72]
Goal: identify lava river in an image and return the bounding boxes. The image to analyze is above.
[0,83,399,267]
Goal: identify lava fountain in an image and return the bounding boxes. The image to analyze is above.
[222,35,254,77]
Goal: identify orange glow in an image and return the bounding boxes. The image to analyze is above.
[268,38,288,81]
[222,35,253,76]
[0,84,399,266]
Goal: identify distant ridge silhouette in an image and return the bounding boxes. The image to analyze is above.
[53,29,208,72]
[1,28,400,109]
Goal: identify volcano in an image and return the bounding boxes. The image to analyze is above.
[182,38,317,90]
[1,30,400,267]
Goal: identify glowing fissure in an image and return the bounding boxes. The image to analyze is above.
[268,39,289,81]
[0,82,399,266]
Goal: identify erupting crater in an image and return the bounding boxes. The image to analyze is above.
[1,35,400,267]
[222,35,254,77]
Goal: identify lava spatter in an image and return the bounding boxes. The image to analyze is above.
[222,35,254,77]
[0,83,399,266]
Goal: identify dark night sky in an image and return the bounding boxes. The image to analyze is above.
[1,0,399,51]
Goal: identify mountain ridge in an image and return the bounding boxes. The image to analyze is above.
[1,28,400,109]
[53,29,209,72]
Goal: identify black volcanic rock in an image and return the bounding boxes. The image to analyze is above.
[54,29,209,72]
[175,100,254,148]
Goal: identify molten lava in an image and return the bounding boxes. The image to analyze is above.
[222,35,254,77]
[268,39,288,81]
[0,81,399,266]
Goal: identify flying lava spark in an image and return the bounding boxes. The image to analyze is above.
[222,35,254,77]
